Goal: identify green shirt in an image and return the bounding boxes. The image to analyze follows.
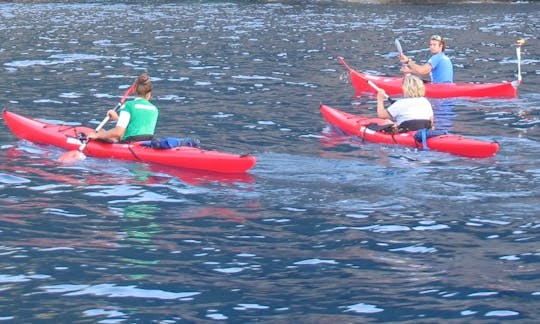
[119,98,159,141]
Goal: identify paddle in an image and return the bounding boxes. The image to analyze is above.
[515,39,525,84]
[367,80,395,104]
[57,83,136,163]
[338,56,396,103]
[395,38,405,66]
[395,38,403,57]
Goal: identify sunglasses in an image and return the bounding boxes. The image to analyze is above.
[430,35,442,41]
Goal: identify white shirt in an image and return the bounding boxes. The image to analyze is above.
[116,110,131,128]
[387,97,433,125]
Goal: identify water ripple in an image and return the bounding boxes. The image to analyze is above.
[41,284,200,300]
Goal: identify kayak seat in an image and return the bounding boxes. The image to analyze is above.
[366,123,396,133]
[397,119,433,132]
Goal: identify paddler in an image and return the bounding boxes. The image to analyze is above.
[87,73,159,143]
[399,35,453,84]
[376,74,434,132]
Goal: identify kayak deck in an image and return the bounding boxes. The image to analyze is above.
[320,104,499,158]
[3,109,256,173]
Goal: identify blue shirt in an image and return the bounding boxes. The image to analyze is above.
[428,52,453,83]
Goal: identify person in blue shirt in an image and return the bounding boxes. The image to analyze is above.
[399,35,453,83]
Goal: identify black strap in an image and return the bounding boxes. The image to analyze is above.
[120,134,154,143]
[363,123,398,144]
[397,119,432,132]
[127,144,142,161]
[366,123,395,132]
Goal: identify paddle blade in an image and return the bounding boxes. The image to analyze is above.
[57,150,86,163]
[395,38,403,54]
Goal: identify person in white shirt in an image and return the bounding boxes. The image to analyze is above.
[376,74,434,132]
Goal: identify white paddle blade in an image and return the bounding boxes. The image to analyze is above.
[515,39,525,83]
[516,47,522,82]
[395,39,403,54]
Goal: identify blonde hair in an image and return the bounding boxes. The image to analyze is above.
[402,74,426,97]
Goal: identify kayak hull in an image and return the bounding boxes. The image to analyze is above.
[320,104,499,158]
[339,57,518,99]
[3,110,256,173]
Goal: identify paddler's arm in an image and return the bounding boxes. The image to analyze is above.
[400,53,432,76]
[87,110,128,142]
[87,126,125,142]
[376,89,392,120]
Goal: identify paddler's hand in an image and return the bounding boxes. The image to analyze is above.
[399,53,409,65]
[86,132,98,140]
[86,129,104,140]
[401,65,412,75]
[377,89,387,101]
[107,109,119,121]
[400,53,414,74]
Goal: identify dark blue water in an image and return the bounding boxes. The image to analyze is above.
[1,1,539,322]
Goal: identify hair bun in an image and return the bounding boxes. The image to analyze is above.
[138,73,150,84]
[133,73,152,96]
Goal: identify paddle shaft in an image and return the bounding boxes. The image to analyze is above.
[337,57,395,103]
[367,80,395,104]
[368,81,387,98]
[78,84,136,152]
[516,44,522,83]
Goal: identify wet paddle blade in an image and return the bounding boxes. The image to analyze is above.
[57,150,86,163]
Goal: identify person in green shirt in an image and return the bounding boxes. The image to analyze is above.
[88,73,159,143]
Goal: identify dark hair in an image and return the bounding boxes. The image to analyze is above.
[134,73,152,97]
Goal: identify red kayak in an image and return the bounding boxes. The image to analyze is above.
[3,110,256,173]
[320,104,499,158]
[338,57,519,99]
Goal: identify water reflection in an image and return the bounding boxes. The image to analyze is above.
[432,99,456,130]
